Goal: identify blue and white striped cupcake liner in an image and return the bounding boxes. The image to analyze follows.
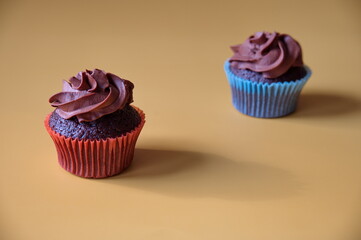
[224,61,312,118]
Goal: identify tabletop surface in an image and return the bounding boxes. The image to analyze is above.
[1,0,360,239]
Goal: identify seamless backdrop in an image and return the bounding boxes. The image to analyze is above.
[0,0,361,240]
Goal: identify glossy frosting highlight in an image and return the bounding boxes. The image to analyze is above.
[229,32,303,78]
[49,69,134,122]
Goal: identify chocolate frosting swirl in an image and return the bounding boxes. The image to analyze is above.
[49,69,134,122]
[229,32,303,78]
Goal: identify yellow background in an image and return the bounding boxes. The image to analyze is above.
[1,0,360,239]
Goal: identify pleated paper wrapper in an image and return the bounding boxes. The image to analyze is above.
[224,61,311,118]
[45,106,145,178]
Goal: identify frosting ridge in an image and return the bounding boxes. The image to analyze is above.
[49,69,134,122]
[229,32,303,78]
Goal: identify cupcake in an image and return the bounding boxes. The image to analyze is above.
[224,31,312,118]
[44,69,145,178]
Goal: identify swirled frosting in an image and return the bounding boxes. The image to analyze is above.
[49,69,134,122]
[229,32,303,78]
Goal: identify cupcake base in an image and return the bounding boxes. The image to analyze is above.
[224,61,311,118]
[44,106,145,178]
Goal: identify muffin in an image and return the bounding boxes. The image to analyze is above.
[224,31,312,118]
[44,69,145,178]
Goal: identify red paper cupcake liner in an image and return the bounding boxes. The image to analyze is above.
[44,106,145,178]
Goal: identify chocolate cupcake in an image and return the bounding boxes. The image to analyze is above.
[224,31,312,118]
[44,69,145,178]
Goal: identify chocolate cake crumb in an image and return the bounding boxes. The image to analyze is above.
[49,105,141,140]
[230,66,307,84]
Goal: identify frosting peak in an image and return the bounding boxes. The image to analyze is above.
[229,32,303,78]
[49,69,134,122]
